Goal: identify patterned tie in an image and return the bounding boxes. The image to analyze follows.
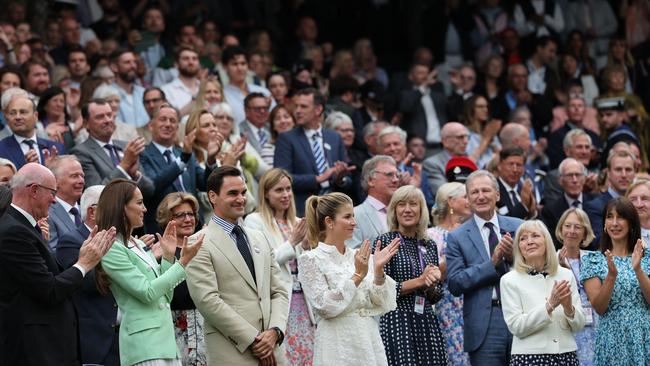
[509,190,519,206]
[104,143,120,167]
[163,150,185,191]
[69,207,82,227]
[484,222,503,299]
[258,129,268,147]
[311,132,327,175]
[572,200,581,208]
[233,225,256,284]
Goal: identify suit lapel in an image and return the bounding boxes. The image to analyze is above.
[6,137,27,168]
[467,218,490,261]
[244,227,266,297]
[51,202,77,232]
[87,139,115,171]
[126,238,161,276]
[363,201,383,235]
[297,128,318,173]
[8,206,57,269]
[206,222,257,290]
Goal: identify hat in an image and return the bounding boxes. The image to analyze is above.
[595,97,625,111]
[359,80,386,104]
[445,156,478,183]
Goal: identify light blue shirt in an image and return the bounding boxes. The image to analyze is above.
[114,83,149,128]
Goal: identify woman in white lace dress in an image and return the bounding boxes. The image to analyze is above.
[298,192,400,366]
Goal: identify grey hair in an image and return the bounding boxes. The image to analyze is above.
[209,102,233,117]
[377,125,407,146]
[48,155,81,180]
[10,167,46,189]
[563,129,592,150]
[465,169,499,192]
[362,120,389,139]
[324,111,353,131]
[432,182,466,226]
[80,185,104,221]
[499,123,527,147]
[1,87,29,110]
[558,157,587,176]
[0,158,16,173]
[92,84,120,100]
[361,155,396,192]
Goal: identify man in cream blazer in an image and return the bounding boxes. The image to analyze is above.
[186,166,289,365]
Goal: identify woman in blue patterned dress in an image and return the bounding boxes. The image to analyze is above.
[581,197,650,366]
[375,185,448,365]
[555,208,598,366]
[427,182,471,366]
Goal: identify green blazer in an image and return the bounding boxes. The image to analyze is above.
[101,238,186,366]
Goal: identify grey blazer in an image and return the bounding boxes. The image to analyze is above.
[48,201,79,252]
[422,150,452,196]
[238,120,269,155]
[346,198,388,249]
[70,138,154,197]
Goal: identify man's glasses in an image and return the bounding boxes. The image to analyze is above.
[28,183,57,197]
[374,170,399,179]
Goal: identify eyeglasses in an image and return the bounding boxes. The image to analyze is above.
[28,183,57,197]
[247,106,269,113]
[447,134,469,140]
[172,211,195,220]
[374,170,399,179]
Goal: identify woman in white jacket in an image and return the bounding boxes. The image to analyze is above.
[501,220,585,366]
[243,168,314,365]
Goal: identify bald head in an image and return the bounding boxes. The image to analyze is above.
[500,123,531,152]
[11,163,57,220]
[441,122,469,155]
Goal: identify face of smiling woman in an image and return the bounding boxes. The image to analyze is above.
[518,228,547,266]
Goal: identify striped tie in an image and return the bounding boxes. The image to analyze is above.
[258,129,268,146]
[311,132,327,175]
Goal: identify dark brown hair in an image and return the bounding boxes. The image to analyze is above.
[207,165,243,195]
[600,197,641,254]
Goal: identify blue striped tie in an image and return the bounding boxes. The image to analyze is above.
[311,132,327,175]
[258,129,268,146]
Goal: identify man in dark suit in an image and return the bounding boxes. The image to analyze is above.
[274,88,352,215]
[0,96,63,169]
[70,100,154,195]
[140,104,215,233]
[541,158,595,248]
[47,155,85,252]
[447,170,523,366]
[0,163,114,366]
[397,62,448,154]
[56,185,120,366]
[495,147,537,219]
[585,150,636,248]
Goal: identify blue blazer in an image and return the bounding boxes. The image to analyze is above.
[47,201,79,252]
[140,144,211,233]
[56,225,120,366]
[446,214,523,353]
[584,191,614,250]
[0,135,65,170]
[274,127,348,215]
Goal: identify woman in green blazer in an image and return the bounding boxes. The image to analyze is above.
[95,179,204,366]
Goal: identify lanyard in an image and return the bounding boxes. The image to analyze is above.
[566,256,583,291]
[398,233,427,277]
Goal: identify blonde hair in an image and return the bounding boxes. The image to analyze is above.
[185,108,213,164]
[256,168,297,236]
[387,185,429,240]
[195,75,224,109]
[305,192,353,248]
[156,192,199,228]
[555,208,596,248]
[513,220,559,275]
[432,182,465,226]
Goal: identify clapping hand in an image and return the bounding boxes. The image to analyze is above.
[420,265,441,288]
[179,233,204,267]
[558,247,570,269]
[37,217,50,241]
[632,239,644,272]
[373,238,400,271]
[605,249,618,278]
[156,221,180,262]
[289,218,307,246]
[354,240,371,280]
[491,232,513,265]
[548,280,572,313]
[77,226,117,270]
[43,146,59,167]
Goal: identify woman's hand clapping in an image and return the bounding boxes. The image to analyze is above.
[179,233,205,267]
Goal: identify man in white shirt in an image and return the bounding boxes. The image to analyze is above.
[348,155,399,248]
[526,36,559,98]
[161,47,201,117]
[47,155,85,252]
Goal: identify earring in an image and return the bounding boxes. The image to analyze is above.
[329,225,333,229]
[603,226,607,233]
[450,208,454,216]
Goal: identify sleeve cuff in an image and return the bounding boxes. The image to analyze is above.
[73,264,87,277]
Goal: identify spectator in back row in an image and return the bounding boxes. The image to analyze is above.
[423,122,470,195]
[111,49,148,128]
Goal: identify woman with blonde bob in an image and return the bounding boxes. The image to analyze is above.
[555,208,597,366]
[243,168,315,365]
[375,185,448,365]
[625,179,650,246]
[501,220,585,366]
[298,192,399,365]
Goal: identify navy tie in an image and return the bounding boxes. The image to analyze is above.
[163,150,185,191]
[69,207,82,227]
[34,223,43,238]
[233,225,256,284]
[485,222,503,299]
[572,200,581,208]
[104,143,120,167]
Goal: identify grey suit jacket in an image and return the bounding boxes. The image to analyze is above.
[70,138,154,197]
[47,201,79,252]
[423,150,452,196]
[346,198,388,249]
[238,120,269,155]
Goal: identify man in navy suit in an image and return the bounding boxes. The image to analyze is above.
[0,96,63,169]
[584,150,636,248]
[140,104,215,233]
[446,170,523,366]
[495,147,538,220]
[56,185,120,366]
[274,88,353,215]
[47,155,85,252]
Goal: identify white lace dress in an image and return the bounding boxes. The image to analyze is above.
[298,242,397,366]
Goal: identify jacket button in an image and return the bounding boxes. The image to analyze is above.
[553,339,558,343]
[159,303,165,309]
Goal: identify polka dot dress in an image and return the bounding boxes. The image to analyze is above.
[375,231,448,366]
[510,351,579,366]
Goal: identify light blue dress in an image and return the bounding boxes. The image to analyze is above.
[567,257,598,366]
[580,251,650,366]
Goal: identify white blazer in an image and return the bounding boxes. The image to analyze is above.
[501,266,586,355]
[243,212,316,325]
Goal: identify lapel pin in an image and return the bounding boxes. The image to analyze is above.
[324,142,331,150]
[253,246,261,253]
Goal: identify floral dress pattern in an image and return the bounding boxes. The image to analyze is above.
[427,227,470,366]
[567,257,598,366]
[580,251,650,366]
[277,221,315,366]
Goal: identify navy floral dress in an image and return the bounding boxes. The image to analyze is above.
[375,231,448,365]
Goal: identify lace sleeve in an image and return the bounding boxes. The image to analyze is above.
[298,252,358,320]
[366,274,397,316]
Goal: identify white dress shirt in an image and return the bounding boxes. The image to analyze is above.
[55,197,81,225]
[160,77,198,111]
[418,85,441,144]
[14,133,40,164]
[474,213,502,300]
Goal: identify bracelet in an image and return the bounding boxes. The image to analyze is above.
[353,273,362,280]
[564,305,575,318]
[374,273,386,280]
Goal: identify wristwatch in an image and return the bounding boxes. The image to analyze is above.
[271,326,284,345]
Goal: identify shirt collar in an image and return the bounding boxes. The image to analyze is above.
[498,177,518,192]
[608,187,621,199]
[246,120,266,135]
[212,214,239,234]
[10,203,37,227]
[152,141,174,155]
[564,193,583,206]
[91,136,114,147]
[366,195,387,212]
[474,212,499,231]
[55,197,78,213]
[304,126,323,138]
[14,133,37,145]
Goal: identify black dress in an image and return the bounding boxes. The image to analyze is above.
[375,231,448,365]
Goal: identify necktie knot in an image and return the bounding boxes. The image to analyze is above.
[312,132,321,140]
[572,200,581,208]
[104,143,121,166]
[23,139,35,149]
[69,206,82,227]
